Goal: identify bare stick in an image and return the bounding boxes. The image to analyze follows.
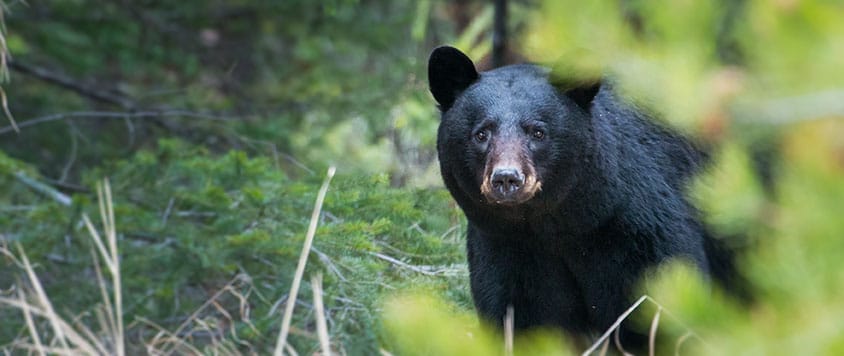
[134,317,203,355]
[0,86,16,133]
[0,296,100,355]
[102,179,124,356]
[581,295,647,356]
[504,305,514,356]
[82,179,124,355]
[17,244,71,351]
[367,251,460,276]
[156,275,248,355]
[649,307,662,356]
[613,326,633,356]
[0,9,17,133]
[13,171,72,206]
[90,248,117,354]
[598,338,609,356]
[274,167,336,356]
[312,274,331,356]
[17,288,45,356]
[675,331,693,356]
[584,294,711,355]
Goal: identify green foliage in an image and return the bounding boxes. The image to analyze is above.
[528,0,844,132]
[693,144,768,239]
[383,294,571,356]
[383,294,500,355]
[647,120,844,354]
[0,0,446,181]
[1,139,469,353]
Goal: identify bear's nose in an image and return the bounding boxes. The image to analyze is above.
[491,168,524,195]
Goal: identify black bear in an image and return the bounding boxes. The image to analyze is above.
[428,46,725,341]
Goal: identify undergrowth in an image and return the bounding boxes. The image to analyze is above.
[0,139,469,354]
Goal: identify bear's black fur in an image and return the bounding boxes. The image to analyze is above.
[428,46,726,340]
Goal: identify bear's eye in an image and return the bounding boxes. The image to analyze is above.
[475,130,488,142]
[532,129,545,140]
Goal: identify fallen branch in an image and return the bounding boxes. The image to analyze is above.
[368,251,466,277]
[13,171,72,206]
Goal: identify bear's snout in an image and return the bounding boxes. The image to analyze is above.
[481,162,540,205]
[490,168,524,196]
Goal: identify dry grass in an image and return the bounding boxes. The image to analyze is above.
[0,180,121,355]
[312,274,331,356]
[1,168,339,355]
[581,295,707,356]
[0,3,17,134]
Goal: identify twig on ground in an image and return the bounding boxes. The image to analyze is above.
[58,127,78,182]
[13,171,72,206]
[368,251,465,277]
[312,247,347,282]
[439,224,462,241]
[153,274,252,356]
[134,317,203,356]
[161,198,175,227]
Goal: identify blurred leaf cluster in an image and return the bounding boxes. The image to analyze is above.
[641,119,844,355]
[528,0,844,133]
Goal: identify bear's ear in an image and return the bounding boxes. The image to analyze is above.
[550,75,602,112]
[428,46,479,111]
[563,82,601,112]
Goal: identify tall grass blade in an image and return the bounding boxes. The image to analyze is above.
[274,167,336,356]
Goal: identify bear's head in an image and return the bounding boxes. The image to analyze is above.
[429,46,600,212]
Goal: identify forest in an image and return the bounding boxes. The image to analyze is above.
[1,0,843,355]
